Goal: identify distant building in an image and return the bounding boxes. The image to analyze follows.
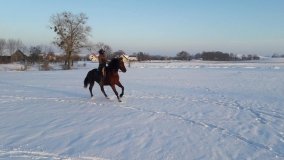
[128,56,138,61]
[120,54,138,63]
[87,51,138,64]
[11,50,28,63]
[89,54,98,62]
[0,49,28,63]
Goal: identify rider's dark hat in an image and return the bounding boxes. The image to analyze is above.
[99,49,105,55]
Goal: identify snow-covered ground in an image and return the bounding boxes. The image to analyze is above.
[0,59,284,159]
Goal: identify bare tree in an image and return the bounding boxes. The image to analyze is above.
[6,39,24,56]
[134,52,150,61]
[112,50,126,59]
[0,39,6,56]
[50,11,91,69]
[7,39,17,56]
[38,45,55,55]
[94,42,112,57]
[15,39,24,51]
[176,51,191,60]
[0,39,6,63]
[29,46,42,64]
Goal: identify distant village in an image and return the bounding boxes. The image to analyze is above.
[0,49,138,65]
[0,48,268,65]
[1,47,284,72]
[0,49,282,64]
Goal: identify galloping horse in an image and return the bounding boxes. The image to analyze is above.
[84,57,127,102]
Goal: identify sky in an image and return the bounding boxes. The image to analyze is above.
[0,0,284,56]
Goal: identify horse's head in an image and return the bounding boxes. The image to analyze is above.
[108,57,127,72]
[118,57,127,72]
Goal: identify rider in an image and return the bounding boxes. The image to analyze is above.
[98,49,107,85]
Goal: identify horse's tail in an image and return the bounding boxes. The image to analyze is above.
[84,72,90,88]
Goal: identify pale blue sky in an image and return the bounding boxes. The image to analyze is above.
[0,0,283,56]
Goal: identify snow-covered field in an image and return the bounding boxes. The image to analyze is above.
[0,59,284,160]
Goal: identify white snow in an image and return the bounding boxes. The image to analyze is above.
[0,59,284,159]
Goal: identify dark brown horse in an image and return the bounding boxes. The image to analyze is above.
[84,57,127,102]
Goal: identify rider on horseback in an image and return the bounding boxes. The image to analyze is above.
[98,49,107,85]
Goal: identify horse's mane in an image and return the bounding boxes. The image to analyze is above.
[107,58,120,70]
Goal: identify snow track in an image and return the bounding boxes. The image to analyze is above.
[0,149,106,160]
[116,95,284,158]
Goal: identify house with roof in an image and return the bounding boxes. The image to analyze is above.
[120,54,138,63]
[0,49,28,64]
[89,54,98,62]
[11,50,28,62]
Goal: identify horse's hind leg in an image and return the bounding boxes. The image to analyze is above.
[116,81,124,98]
[111,85,121,102]
[89,82,94,97]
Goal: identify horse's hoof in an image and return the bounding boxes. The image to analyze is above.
[120,94,123,98]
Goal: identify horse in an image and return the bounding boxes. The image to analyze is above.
[84,57,127,102]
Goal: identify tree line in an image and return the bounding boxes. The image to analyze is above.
[272,53,284,58]
[0,38,263,65]
[128,51,260,61]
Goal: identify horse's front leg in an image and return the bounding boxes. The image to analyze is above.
[116,81,124,98]
[100,84,108,99]
[111,84,121,102]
